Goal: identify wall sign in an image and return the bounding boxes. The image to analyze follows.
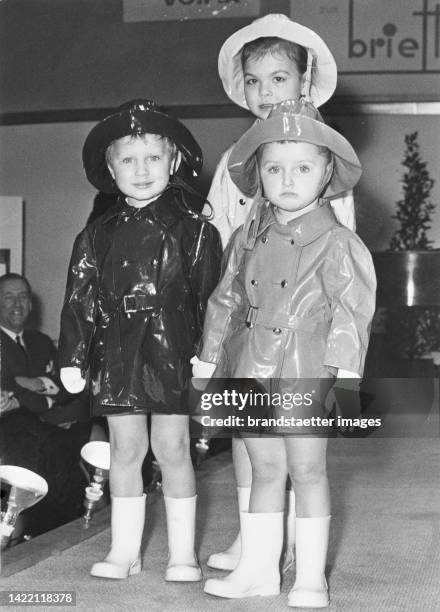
[289,0,440,75]
[123,0,260,22]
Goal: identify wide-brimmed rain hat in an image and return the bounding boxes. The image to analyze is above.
[82,99,203,193]
[228,98,362,199]
[218,13,337,109]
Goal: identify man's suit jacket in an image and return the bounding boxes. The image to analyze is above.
[1,328,68,416]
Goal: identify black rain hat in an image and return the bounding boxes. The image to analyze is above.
[82,99,203,193]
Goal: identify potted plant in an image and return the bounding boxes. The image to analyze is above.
[364,132,440,431]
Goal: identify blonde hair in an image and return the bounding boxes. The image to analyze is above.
[105,133,176,166]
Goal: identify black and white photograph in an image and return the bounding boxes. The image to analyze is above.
[0,1,439,610]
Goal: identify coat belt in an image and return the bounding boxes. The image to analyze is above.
[244,305,330,333]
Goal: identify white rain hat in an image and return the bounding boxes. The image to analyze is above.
[218,13,337,109]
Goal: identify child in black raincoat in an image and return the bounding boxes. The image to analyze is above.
[59,100,221,581]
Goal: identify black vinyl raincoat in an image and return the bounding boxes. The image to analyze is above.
[59,187,222,416]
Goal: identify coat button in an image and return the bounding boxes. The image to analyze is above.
[151,258,159,267]
[273,328,282,335]
[121,259,130,267]
[281,280,288,288]
[290,239,295,245]
[239,198,246,206]
[251,279,258,286]
[262,235,268,244]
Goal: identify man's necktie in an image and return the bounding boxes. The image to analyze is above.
[15,335,29,362]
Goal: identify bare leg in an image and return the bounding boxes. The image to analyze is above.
[243,437,287,513]
[285,437,329,517]
[107,414,149,497]
[232,436,253,486]
[150,414,195,497]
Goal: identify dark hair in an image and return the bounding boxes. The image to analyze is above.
[0,273,32,294]
[241,37,308,75]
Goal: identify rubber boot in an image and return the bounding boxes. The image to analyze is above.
[164,495,202,582]
[90,494,146,579]
[204,511,283,599]
[288,515,331,608]
[282,488,296,573]
[206,486,251,571]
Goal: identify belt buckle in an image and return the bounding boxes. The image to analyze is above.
[123,294,137,313]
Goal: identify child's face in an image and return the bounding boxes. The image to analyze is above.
[243,52,304,119]
[107,134,176,207]
[259,141,331,223]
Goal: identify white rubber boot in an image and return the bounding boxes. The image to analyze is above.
[282,488,296,573]
[204,511,283,599]
[206,486,251,571]
[90,494,146,579]
[288,515,331,608]
[164,495,202,582]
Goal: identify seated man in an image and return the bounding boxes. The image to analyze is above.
[0,273,91,425]
[0,273,90,542]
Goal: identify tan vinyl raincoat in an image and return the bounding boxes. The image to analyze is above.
[200,200,376,384]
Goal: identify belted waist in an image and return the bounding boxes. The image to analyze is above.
[121,293,165,314]
[243,305,330,333]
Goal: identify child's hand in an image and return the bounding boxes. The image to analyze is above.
[336,369,360,390]
[334,368,361,433]
[60,367,86,393]
[337,369,360,379]
[190,356,216,378]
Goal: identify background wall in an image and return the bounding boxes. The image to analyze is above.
[0,0,439,339]
[1,0,439,118]
[1,113,439,339]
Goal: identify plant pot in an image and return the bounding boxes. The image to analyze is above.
[373,250,440,307]
[361,251,440,434]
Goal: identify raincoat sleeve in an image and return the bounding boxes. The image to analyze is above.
[58,227,98,374]
[199,229,244,364]
[323,231,377,376]
[203,148,238,249]
[188,221,223,340]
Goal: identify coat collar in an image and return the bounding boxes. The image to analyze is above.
[99,186,185,229]
[243,199,339,248]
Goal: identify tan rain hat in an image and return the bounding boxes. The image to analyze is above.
[228,98,361,199]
